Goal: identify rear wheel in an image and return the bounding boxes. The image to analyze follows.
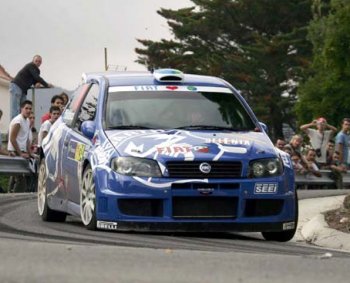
[37,160,66,222]
[80,165,97,230]
[261,193,298,242]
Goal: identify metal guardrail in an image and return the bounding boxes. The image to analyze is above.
[295,169,350,189]
[0,155,32,175]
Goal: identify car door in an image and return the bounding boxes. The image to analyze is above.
[62,83,99,207]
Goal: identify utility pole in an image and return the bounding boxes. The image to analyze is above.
[104,47,108,71]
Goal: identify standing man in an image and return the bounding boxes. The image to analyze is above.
[7,100,33,192]
[335,118,350,168]
[300,117,337,167]
[8,100,33,158]
[9,55,53,119]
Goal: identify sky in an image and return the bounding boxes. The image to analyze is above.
[0,0,192,90]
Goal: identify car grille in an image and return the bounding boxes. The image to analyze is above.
[172,197,238,218]
[167,161,242,178]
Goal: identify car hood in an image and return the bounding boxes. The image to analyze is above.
[104,129,276,162]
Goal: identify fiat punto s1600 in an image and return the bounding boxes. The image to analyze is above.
[37,69,297,242]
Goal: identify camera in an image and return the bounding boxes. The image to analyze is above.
[315,148,322,157]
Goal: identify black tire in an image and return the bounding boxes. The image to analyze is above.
[37,160,66,222]
[80,165,97,230]
[261,193,299,242]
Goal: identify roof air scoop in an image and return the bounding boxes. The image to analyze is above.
[153,69,184,82]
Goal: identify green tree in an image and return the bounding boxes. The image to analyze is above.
[136,0,313,140]
[296,0,350,127]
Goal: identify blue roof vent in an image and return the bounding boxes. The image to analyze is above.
[153,69,184,82]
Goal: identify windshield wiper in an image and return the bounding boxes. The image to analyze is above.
[174,125,240,131]
[107,125,153,130]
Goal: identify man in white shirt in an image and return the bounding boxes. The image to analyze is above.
[300,117,337,166]
[7,100,33,192]
[8,100,32,158]
[38,106,61,149]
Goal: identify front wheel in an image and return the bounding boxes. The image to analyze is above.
[80,164,97,230]
[261,194,298,242]
[37,160,66,222]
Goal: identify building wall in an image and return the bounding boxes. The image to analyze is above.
[0,78,10,135]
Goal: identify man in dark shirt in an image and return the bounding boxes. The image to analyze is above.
[9,55,53,119]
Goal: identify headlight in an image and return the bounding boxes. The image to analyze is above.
[111,157,162,177]
[249,158,283,178]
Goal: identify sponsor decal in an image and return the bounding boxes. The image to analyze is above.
[280,153,291,168]
[74,143,85,161]
[97,221,118,230]
[187,86,197,91]
[283,221,295,230]
[166,85,178,91]
[109,86,233,93]
[156,145,209,154]
[254,183,278,194]
[195,145,209,153]
[134,85,158,91]
[157,145,191,154]
[206,138,250,146]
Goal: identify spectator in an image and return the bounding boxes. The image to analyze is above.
[304,148,322,177]
[275,138,286,150]
[7,100,33,193]
[291,153,307,175]
[326,140,335,166]
[300,117,337,167]
[329,151,347,189]
[284,134,309,167]
[8,100,32,158]
[28,112,36,147]
[38,106,61,150]
[284,134,303,156]
[0,109,9,155]
[60,92,69,108]
[335,118,350,168]
[0,64,13,81]
[9,55,53,119]
[41,95,64,123]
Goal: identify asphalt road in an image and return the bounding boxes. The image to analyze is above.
[0,192,349,283]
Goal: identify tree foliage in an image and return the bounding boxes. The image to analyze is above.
[296,0,350,127]
[135,0,313,140]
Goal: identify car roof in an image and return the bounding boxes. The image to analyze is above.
[83,71,232,88]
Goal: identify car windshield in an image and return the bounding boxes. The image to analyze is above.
[104,90,256,131]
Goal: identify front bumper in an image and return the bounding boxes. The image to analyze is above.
[92,168,296,232]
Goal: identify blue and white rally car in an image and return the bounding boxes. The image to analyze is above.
[37,69,297,241]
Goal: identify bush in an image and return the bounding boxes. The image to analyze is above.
[0,175,9,193]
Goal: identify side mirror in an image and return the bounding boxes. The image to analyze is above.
[81,120,96,139]
[259,122,268,134]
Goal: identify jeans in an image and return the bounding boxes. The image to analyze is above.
[9,82,24,119]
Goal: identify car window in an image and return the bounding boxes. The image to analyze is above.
[62,84,90,127]
[73,83,99,132]
[105,90,256,130]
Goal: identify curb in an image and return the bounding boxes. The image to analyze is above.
[300,197,350,251]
